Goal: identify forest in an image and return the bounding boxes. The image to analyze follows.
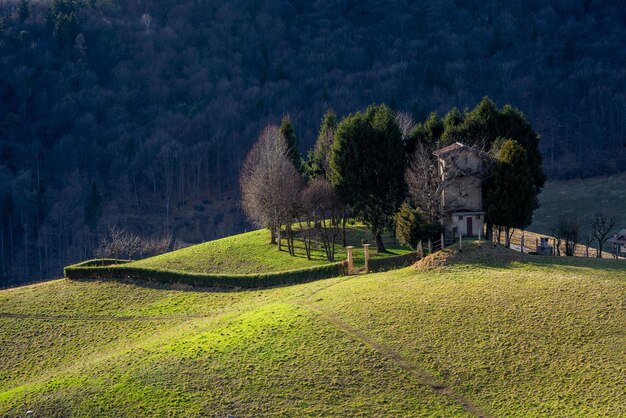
[0,0,624,285]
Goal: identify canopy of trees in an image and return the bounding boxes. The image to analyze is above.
[0,0,624,285]
[330,105,405,251]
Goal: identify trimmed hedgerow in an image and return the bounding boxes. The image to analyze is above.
[64,261,349,289]
[69,259,132,268]
[368,252,419,273]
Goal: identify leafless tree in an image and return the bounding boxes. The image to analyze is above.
[590,212,616,257]
[405,143,483,226]
[141,235,173,257]
[395,111,416,141]
[141,13,152,34]
[551,215,580,256]
[240,125,303,253]
[581,222,595,257]
[300,179,341,261]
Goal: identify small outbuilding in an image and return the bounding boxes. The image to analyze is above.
[607,229,626,257]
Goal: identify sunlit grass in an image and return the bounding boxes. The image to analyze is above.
[127,225,411,274]
[1,243,624,416]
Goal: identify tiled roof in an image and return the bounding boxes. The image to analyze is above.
[433,142,481,157]
[608,229,626,244]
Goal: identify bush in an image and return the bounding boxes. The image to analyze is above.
[64,261,349,289]
[394,203,440,249]
[368,252,420,273]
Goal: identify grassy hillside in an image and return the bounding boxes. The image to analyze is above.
[127,225,410,274]
[1,243,624,416]
[530,172,626,234]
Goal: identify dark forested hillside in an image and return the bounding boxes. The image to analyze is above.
[0,0,625,285]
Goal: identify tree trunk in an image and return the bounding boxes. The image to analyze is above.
[504,226,510,248]
[485,222,493,241]
[375,232,386,253]
[342,216,347,246]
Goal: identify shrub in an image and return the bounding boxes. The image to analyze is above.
[64,261,349,289]
[394,203,440,249]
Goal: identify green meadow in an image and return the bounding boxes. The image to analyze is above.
[126,225,411,274]
[1,242,624,417]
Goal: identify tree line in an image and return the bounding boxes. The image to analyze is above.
[1,0,624,285]
[241,98,544,256]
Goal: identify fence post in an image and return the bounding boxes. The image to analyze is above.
[428,239,432,254]
[346,246,354,275]
[459,233,463,250]
[363,244,370,273]
[417,241,423,259]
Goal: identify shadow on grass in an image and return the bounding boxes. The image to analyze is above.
[441,241,626,273]
[71,274,342,293]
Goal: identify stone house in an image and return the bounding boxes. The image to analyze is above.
[434,142,485,242]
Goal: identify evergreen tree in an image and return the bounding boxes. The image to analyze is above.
[485,139,538,247]
[17,0,30,22]
[307,109,337,179]
[84,181,102,231]
[393,202,439,249]
[330,104,405,252]
[279,115,302,172]
[406,111,443,156]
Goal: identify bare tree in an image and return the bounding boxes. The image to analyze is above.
[141,235,173,257]
[395,111,416,141]
[300,179,341,261]
[550,214,582,256]
[240,125,303,252]
[141,13,152,34]
[405,143,483,227]
[590,212,616,257]
[581,223,595,257]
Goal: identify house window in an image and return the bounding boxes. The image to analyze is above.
[477,215,481,220]
[458,215,463,220]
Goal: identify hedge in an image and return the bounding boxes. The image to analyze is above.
[64,260,349,289]
[69,259,132,268]
[64,251,419,289]
[368,251,420,273]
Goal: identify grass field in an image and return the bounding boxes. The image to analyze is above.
[530,172,626,234]
[127,225,410,274]
[1,242,624,417]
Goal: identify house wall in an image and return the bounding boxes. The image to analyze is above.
[445,213,484,239]
[440,152,483,212]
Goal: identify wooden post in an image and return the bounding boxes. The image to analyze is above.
[417,241,423,259]
[363,244,371,273]
[428,239,432,254]
[521,230,525,253]
[459,233,462,250]
[346,246,354,275]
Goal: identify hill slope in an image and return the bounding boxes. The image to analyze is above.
[1,243,624,416]
[2,0,626,285]
[530,171,626,234]
[126,226,409,275]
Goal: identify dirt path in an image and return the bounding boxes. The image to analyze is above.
[296,276,491,418]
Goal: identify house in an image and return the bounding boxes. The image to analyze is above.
[608,229,626,257]
[434,142,485,242]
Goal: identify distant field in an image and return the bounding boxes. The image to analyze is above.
[127,225,410,275]
[1,243,624,416]
[530,172,626,234]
